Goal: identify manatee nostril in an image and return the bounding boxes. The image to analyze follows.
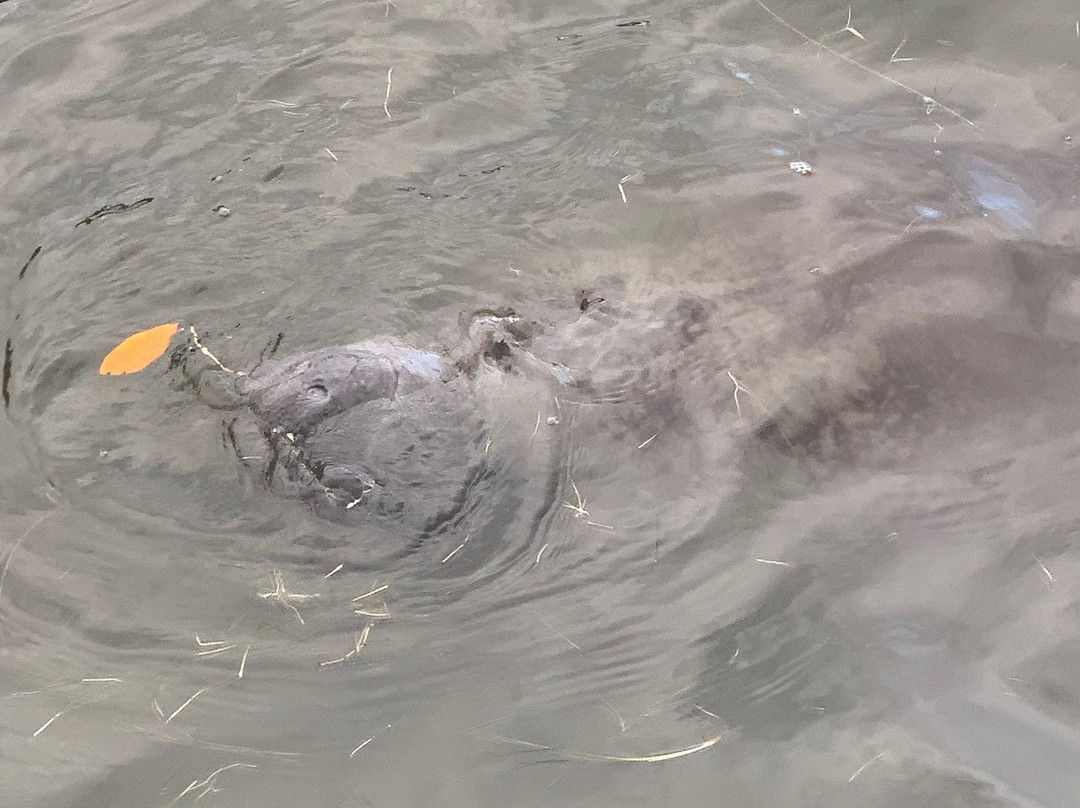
[307,383,329,399]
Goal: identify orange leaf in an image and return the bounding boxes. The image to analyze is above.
[100,323,181,375]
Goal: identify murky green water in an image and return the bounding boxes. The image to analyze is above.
[3,0,1080,805]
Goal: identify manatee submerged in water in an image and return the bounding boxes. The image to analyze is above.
[210,291,717,542]
[229,312,557,535]
[238,338,449,438]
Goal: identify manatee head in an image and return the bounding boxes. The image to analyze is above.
[238,339,446,436]
[230,328,563,540]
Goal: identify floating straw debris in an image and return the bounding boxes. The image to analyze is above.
[637,433,658,449]
[352,584,389,602]
[319,624,373,668]
[173,763,257,803]
[197,645,236,657]
[441,536,469,563]
[165,687,210,723]
[848,748,891,782]
[752,0,978,129]
[383,68,393,119]
[189,326,245,376]
[561,480,589,518]
[350,737,374,757]
[258,570,319,625]
[487,733,722,763]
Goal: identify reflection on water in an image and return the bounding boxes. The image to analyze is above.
[2,0,1079,805]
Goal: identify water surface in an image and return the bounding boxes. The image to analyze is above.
[2,0,1080,805]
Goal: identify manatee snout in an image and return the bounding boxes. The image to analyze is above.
[239,350,394,435]
[238,340,446,435]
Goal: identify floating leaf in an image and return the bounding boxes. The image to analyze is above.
[100,323,181,375]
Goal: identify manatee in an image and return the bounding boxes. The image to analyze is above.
[204,290,717,544]
[226,311,562,536]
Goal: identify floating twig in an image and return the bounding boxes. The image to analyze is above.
[836,6,864,40]
[165,687,210,723]
[353,607,391,619]
[352,584,389,602]
[33,709,67,737]
[727,370,768,420]
[383,68,393,119]
[75,197,153,227]
[694,704,722,720]
[888,37,916,63]
[173,763,257,803]
[1,514,48,613]
[189,326,245,376]
[848,748,891,782]
[728,371,748,419]
[486,733,722,763]
[258,570,318,625]
[320,623,373,668]
[561,480,590,518]
[32,689,115,738]
[0,511,52,641]
[1034,555,1053,586]
[17,244,42,280]
[350,723,391,757]
[441,535,469,563]
[196,644,236,657]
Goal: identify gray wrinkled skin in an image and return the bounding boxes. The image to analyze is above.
[238,339,447,437]
[292,374,489,530]
[231,314,555,536]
